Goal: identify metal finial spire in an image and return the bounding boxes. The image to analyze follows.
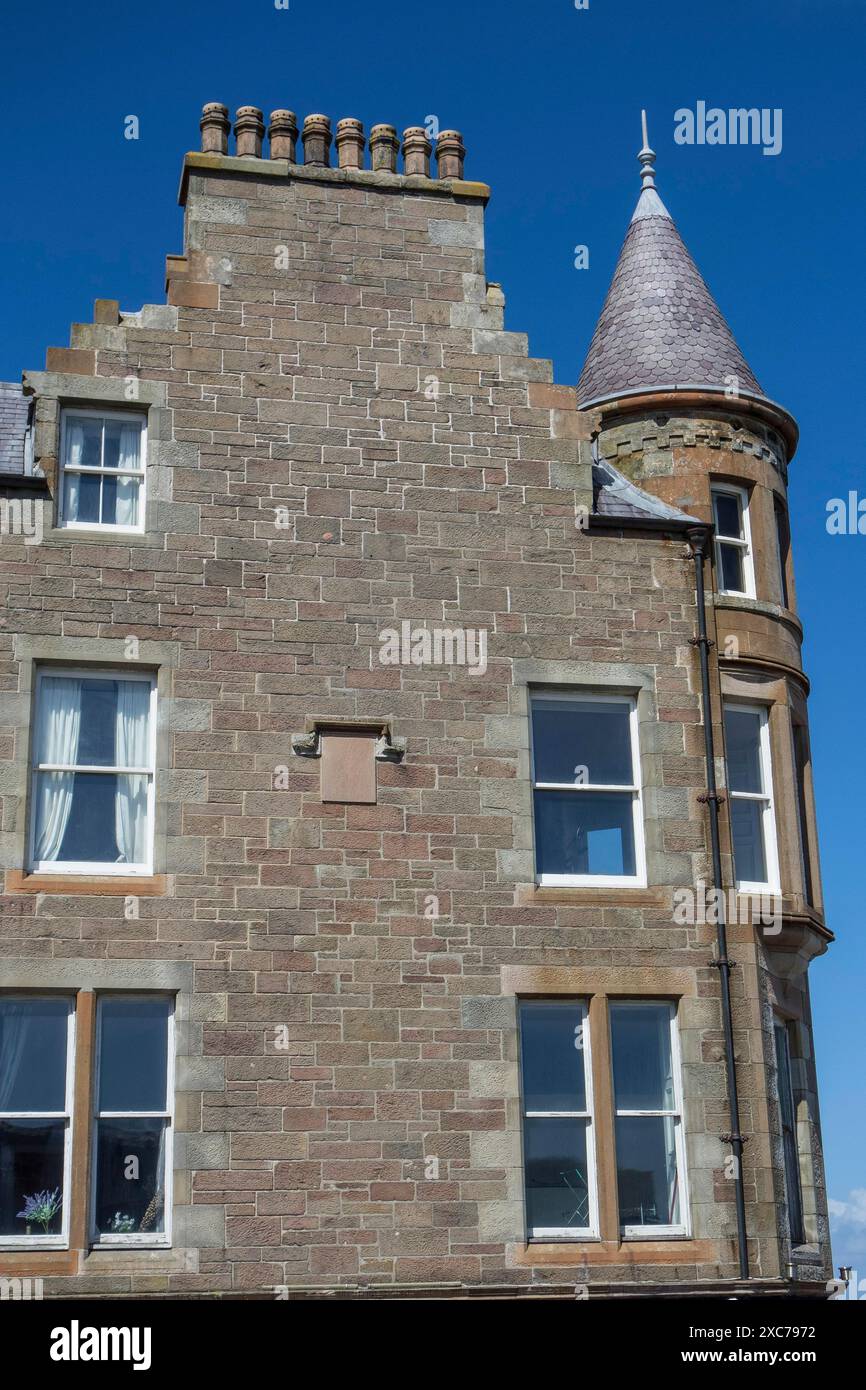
[638,109,656,189]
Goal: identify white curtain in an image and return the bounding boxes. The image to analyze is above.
[114,681,150,864]
[114,423,140,526]
[63,421,84,522]
[34,677,82,862]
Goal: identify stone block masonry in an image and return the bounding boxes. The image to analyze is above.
[0,102,830,1298]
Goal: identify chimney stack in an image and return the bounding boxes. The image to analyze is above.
[370,124,400,173]
[436,130,466,180]
[234,106,264,158]
[196,103,468,179]
[335,118,365,170]
[402,127,432,177]
[268,110,298,161]
[200,103,230,155]
[302,114,332,166]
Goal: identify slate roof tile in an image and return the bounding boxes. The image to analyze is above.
[577,186,763,406]
[0,382,33,475]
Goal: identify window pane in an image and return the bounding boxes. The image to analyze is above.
[35,675,83,767]
[532,698,633,785]
[76,679,120,766]
[101,475,141,527]
[103,419,143,471]
[730,797,767,884]
[524,1117,590,1233]
[774,1025,794,1129]
[615,1115,681,1227]
[534,789,636,877]
[724,707,764,793]
[0,1120,65,1236]
[98,999,170,1112]
[610,1003,675,1111]
[718,540,744,592]
[94,1117,166,1235]
[66,677,151,768]
[520,1002,587,1111]
[793,727,814,906]
[65,416,102,470]
[0,999,69,1112]
[775,1023,804,1242]
[34,771,140,865]
[775,506,789,608]
[64,470,100,524]
[713,491,742,538]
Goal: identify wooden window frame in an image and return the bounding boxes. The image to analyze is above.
[0,996,76,1250]
[518,999,600,1240]
[90,994,174,1249]
[609,1000,690,1239]
[0,990,174,1261]
[517,993,690,1245]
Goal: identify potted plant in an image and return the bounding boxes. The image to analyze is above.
[108,1212,136,1233]
[17,1188,62,1236]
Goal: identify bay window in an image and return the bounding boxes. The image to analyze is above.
[0,998,74,1247]
[712,484,754,597]
[59,409,146,531]
[29,669,156,875]
[530,692,645,886]
[723,702,779,892]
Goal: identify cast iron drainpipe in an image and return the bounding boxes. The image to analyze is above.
[686,525,750,1281]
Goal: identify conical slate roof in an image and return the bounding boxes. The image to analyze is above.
[577,126,764,406]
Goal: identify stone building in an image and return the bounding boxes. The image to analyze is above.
[0,104,831,1299]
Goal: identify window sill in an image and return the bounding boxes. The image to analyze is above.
[0,1240,67,1252]
[0,1248,78,1276]
[510,1237,717,1267]
[91,1240,171,1252]
[6,869,168,896]
[44,527,154,547]
[518,883,669,908]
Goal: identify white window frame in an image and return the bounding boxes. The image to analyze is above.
[724,700,780,895]
[530,690,646,888]
[712,483,755,599]
[0,996,76,1250]
[90,994,174,1249]
[58,407,147,534]
[519,999,599,1241]
[28,666,157,877]
[610,1000,690,1240]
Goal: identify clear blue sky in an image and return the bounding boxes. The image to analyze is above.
[2,0,863,1274]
